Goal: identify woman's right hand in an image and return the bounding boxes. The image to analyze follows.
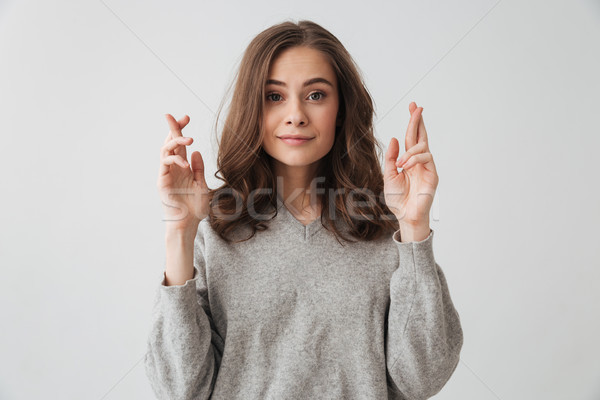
[157,114,210,233]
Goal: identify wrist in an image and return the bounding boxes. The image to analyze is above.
[165,224,198,243]
[164,230,196,286]
[397,220,431,243]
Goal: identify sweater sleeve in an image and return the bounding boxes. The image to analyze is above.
[386,228,464,400]
[144,227,224,400]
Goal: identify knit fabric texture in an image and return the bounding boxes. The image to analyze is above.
[144,195,463,400]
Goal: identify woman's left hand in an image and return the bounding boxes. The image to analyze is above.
[384,102,439,234]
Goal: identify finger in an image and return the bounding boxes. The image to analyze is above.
[159,160,169,177]
[162,115,189,146]
[161,154,189,174]
[409,101,418,114]
[396,141,428,167]
[401,152,436,173]
[177,114,190,129]
[417,109,429,148]
[405,106,423,151]
[165,114,190,159]
[384,137,400,179]
[165,114,191,141]
[162,136,193,158]
[190,151,207,187]
[159,154,178,177]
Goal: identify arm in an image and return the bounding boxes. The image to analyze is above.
[386,228,464,400]
[144,226,224,400]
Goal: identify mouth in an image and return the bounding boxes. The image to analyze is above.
[278,136,314,145]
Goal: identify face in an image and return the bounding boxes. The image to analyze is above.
[261,46,340,175]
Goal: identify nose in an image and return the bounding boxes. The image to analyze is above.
[286,99,307,127]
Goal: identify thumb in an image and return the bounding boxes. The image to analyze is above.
[190,151,207,187]
[383,137,400,180]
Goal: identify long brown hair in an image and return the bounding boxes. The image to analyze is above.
[207,19,399,244]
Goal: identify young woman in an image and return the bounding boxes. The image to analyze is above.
[145,19,463,400]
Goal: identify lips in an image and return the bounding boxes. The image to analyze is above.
[278,135,313,140]
[278,136,314,146]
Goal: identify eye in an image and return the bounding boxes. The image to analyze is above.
[309,91,326,101]
[266,92,282,102]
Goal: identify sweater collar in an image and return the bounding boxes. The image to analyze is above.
[275,194,324,241]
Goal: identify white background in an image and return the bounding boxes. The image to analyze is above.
[1,0,599,399]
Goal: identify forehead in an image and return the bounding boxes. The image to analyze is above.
[267,46,336,82]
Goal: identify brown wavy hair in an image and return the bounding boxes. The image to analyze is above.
[206,19,399,245]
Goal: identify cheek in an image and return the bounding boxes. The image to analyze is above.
[260,115,279,153]
[316,105,339,132]
[262,111,279,134]
[324,101,339,122]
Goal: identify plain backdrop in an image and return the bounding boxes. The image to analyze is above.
[1,0,599,399]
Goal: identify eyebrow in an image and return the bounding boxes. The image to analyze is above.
[265,77,334,88]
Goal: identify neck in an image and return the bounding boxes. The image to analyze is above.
[273,159,322,217]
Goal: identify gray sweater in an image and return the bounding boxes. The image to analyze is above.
[144,195,463,400]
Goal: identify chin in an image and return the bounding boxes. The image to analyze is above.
[277,157,318,167]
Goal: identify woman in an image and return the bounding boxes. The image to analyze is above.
[145,19,463,400]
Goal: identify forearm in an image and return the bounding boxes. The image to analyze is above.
[387,230,463,398]
[164,227,197,286]
[146,224,220,399]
